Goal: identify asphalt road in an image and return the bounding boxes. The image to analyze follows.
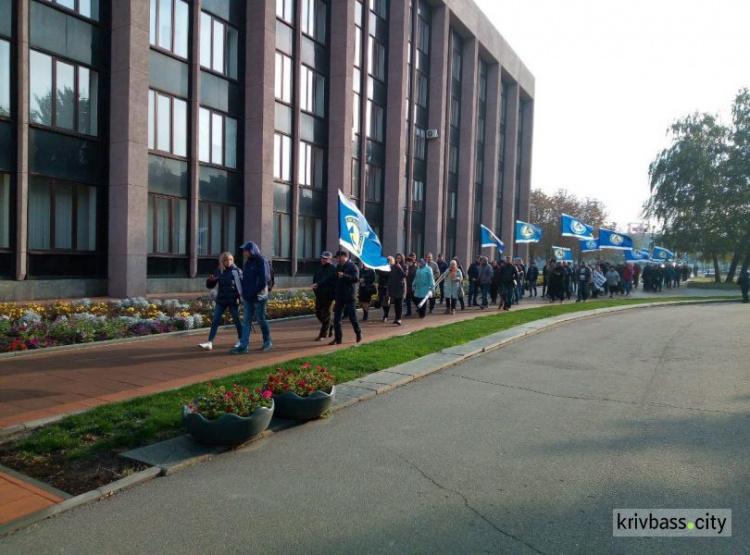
[2,304,748,554]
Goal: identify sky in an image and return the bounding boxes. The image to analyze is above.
[473,0,750,229]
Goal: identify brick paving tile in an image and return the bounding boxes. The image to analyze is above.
[0,472,64,525]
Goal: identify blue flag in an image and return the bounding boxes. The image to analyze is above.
[515,220,542,243]
[599,228,634,250]
[579,238,600,253]
[561,214,595,240]
[338,191,390,271]
[625,249,650,263]
[651,246,675,262]
[552,246,574,262]
[480,224,504,252]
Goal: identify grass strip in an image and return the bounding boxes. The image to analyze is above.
[4,296,735,463]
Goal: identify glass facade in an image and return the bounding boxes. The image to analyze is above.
[273,0,329,275]
[445,30,462,259]
[496,80,508,233]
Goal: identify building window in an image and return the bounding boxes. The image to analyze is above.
[365,164,383,202]
[297,216,323,259]
[354,27,362,68]
[29,50,99,136]
[366,101,384,142]
[200,12,239,79]
[301,0,327,43]
[449,144,458,175]
[147,194,187,255]
[415,72,428,108]
[0,174,9,249]
[414,126,426,160]
[43,0,99,21]
[450,97,460,128]
[0,39,10,118]
[28,179,97,252]
[274,52,293,103]
[273,133,292,182]
[199,107,237,169]
[417,16,429,54]
[448,190,457,219]
[451,46,462,81]
[276,0,294,24]
[299,141,324,189]
[148,90,188,157]
[300,65,325,117]
[352,92,361,134]
[351,159,361,199]
[412,180,424,212]
[369,0,387,19]
[198,202,237,256]
[273,212,291,258]
[150,0,189,59]
[368,37,386,81]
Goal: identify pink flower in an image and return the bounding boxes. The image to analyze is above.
[262,390,272,399]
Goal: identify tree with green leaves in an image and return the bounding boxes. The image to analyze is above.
[646,88,750,282]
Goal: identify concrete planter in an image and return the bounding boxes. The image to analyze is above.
[273,386,336,420]
[182,401,274,445]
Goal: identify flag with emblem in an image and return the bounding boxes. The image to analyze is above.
[579,238,600,253]
[338,191,390,271]
[650,246,675,262]
[598,228,634,250]
[515,220,543,243]
[625,249,650,263]
[561,214,595,240]
[480,224,504,252]
[552,246,574,261]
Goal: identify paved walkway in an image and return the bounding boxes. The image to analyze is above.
[0,285,735,431]
[0,472,64,526]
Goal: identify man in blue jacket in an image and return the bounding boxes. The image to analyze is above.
[231,241,273,354]
[330,250,362,345]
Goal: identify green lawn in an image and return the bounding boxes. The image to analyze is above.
[5,296,735,463]
[688,278,739,290]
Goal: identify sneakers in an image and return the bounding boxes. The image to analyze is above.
[230,346,249,355]
[199,341,213,350]
[261,342,273,352]
[328,339,341,345]
[233,341,241,348]
[314,336,325,341]
[394,320,402,326]
[356,330,362,343]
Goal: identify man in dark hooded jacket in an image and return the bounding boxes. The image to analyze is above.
[231,241,273,354]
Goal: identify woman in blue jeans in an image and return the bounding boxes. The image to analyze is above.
[199,252,243,351]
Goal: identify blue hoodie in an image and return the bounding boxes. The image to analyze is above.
[240,242,271,302]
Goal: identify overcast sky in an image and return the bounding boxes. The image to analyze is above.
[474,0,750,229]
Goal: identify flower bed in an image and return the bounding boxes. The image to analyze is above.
[0,292,315,353]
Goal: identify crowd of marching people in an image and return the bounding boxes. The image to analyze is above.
[196,241,699,351]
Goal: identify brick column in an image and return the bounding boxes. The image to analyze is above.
[188,0,202,278]
[517,97,534,261]
[500,81,519,257]
[424,4,449,255]
[244,0,276,256]
[14,0,29,281]
[481,62,501,248]
[326,0,355,252]
[455,37,478,265]
[382,0,410,255]
[108,0,150,297]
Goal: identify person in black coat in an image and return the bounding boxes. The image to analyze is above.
[548,262,566,303]
[312,251,337,340]
[199,252,243,351]
[497,257,519,311]
[384,253,408,325]
[527,261,539,297]
[330,250,362,345]
[358,261,377,321]
[738,270,750,303]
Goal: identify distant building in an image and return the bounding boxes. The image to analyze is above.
[0,0,534,301]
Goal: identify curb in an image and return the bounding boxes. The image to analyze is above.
[0,298,736,536]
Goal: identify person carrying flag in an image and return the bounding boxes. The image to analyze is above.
[329,250,362,345]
